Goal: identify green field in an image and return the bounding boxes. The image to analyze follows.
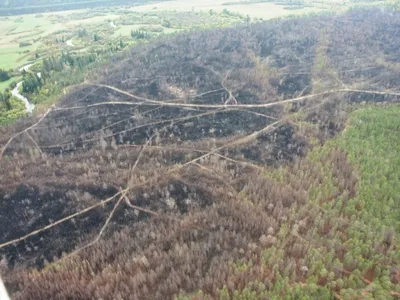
[130,0,385,19]
[0,45,38,70]
[0,76,19,91]
[132,0,326,19]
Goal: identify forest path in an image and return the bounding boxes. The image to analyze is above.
[55,84,400,111]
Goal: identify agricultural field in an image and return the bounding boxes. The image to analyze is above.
[0,8,399,299]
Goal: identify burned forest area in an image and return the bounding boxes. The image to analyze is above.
[0,8,400,300]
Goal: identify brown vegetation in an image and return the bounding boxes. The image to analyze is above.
[0,8,400,300]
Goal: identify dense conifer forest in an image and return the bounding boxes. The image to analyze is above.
[0,7,399,300]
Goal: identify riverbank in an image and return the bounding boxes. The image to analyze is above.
[11,82,35,114]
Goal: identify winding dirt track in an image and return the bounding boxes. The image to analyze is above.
[2,84,400,158]
[53,84,400,110]
[0,81,399,250]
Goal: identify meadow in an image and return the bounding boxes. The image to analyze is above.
[0,10,119,71]
[130,0,386,19]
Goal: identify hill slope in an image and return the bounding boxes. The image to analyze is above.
[0,8,399,300]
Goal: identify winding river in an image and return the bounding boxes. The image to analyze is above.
[12,82,35,114]
[13,64,36,114]
[19,64,33,72]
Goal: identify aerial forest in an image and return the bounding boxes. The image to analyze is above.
[0,7,399,300]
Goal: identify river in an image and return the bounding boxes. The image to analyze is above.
[19,64,34,72]
[12,82,35,114]
[13,64,36,114]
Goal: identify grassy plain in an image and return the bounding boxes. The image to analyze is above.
[132,0,325,19]
[0,12,112,71]
[130,0,385,18]
[0,77,19,91]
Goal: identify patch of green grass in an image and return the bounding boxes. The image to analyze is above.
[6,15,53,34]
[0,46,37,70]
[17,31,44,42]
[0,77,19,91]
[132,0,325,19]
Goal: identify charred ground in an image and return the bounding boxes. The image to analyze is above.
[0,8,400,300]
